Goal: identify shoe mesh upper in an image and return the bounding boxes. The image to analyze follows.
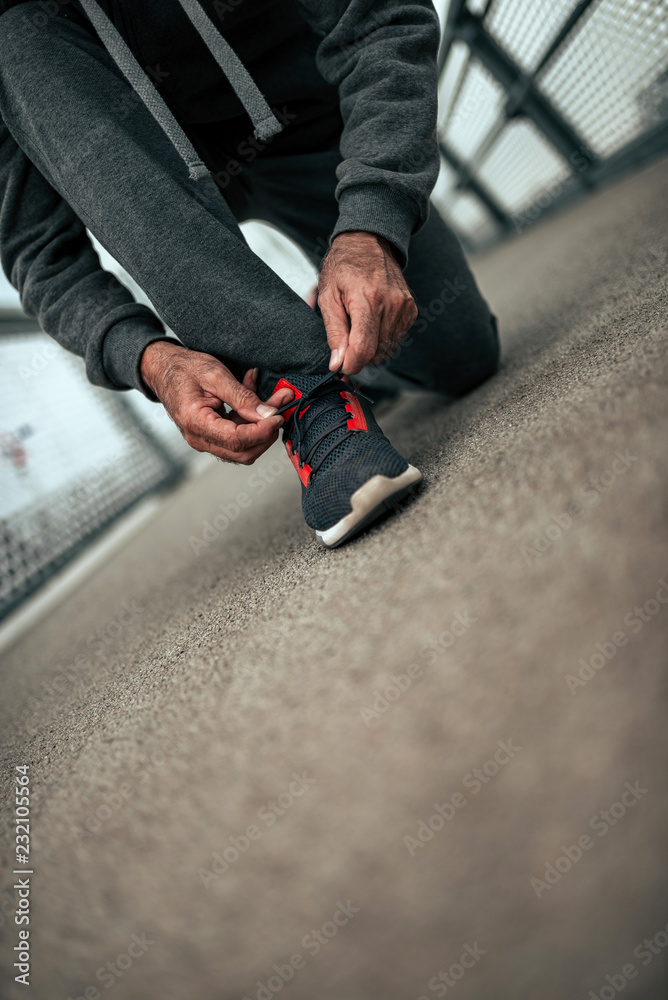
[301,434,407,530]
[278,372,408,531]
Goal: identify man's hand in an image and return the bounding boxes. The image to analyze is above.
[140,341,292,465]
[317,231,418,375]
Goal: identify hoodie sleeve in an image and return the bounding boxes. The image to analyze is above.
[0,116,171,397]
[297,0,441,267]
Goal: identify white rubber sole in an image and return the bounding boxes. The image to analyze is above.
[315,465,422,549]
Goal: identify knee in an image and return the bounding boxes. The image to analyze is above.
[432,310,500,398]
[454,313,500,396]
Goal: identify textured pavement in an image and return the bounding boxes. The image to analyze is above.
[1,156,667,1000]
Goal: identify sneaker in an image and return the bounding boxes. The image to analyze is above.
[272,369,422,548]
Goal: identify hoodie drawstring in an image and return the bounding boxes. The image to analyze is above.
[77,0,283,181]
[177,0,283,143]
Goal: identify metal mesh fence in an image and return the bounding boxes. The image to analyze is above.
[447,186,501,244]
[123,391,197,466]
[537,0,668,156]
[476,118,573,215]
[442,62,506,159]
[0,328,191,620]
[486,0,582,74]
[436,0,668,249]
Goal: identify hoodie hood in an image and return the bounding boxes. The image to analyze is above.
[77,0,283,180]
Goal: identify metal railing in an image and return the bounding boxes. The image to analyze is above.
[0,318,193,621]
[435,0,668,250]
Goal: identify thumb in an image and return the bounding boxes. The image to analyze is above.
[215,369,278,422]
[319,292,350,371]
[241,367,291,412]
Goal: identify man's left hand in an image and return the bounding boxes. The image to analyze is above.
[317,231,418,375]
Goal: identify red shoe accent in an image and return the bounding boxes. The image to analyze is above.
[272,377,301,419]
[286,441,312,487]
[341,391,367,431]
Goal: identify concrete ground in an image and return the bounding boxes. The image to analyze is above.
[1,155,667,1000]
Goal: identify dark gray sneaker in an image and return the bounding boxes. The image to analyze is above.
[272,369,421,548]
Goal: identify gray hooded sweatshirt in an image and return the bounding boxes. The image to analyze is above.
[0,0,441,393]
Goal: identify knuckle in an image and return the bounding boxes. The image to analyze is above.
[183,403,203,427]
[234,388,256,410]
[184,433,203,452]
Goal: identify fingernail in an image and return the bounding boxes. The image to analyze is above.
[256,403,276,418]
[329,349,342,370]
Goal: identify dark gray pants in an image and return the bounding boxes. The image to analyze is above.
[0,9,499,398]
[227,145,500,397]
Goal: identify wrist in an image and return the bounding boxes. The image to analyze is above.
[139,339,186,397]
[332,230,400,263]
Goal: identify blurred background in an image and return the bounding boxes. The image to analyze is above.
[1,0,667,621]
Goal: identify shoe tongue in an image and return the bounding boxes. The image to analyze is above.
[274,371,342,397]
[279,372,353,470]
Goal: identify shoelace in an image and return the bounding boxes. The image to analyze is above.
[274,368,372,476]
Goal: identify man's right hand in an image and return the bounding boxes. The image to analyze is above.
[139,341,293,465]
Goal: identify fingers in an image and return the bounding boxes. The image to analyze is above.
[396,294,418,347]
[320,286,416,376]
[318,290,351,371]
[201,406,282,447]
[240,369,294,411]
[184,407,282,464]
[190,366,291,466]
[265,385,295,409]
[203,364,278,421]
[186,433,276,466]
[368,293,418,366]
[343,296,381,374]
[242,367,259,392]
